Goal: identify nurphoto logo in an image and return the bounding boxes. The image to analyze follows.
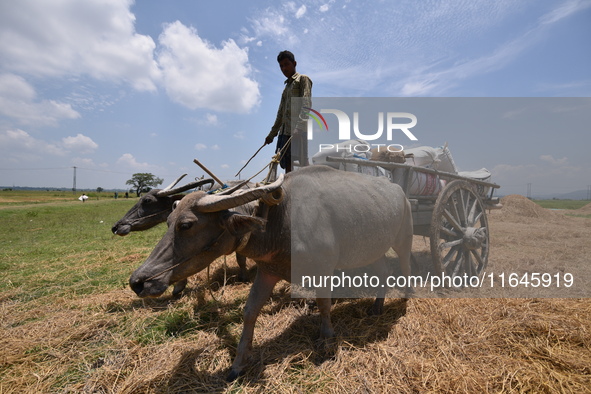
[306,107,418,152]
[303,107,328,131]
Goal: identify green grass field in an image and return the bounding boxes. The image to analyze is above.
[0,195,161,299]
[531,199,589,210]
[531,199,591,218]
[0,193,177,391]
[0,189,125,207]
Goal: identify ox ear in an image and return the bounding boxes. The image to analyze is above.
[220,212,266,237]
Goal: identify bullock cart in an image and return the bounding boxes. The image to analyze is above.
[326,156,502,278]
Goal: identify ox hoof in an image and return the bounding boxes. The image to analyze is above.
[319,327,335,342]
[369,298,385,315]
[314,336,338,364]
[317,330,337,352]
[172,279,188,297]
[226,368,244,382]
[236,273,250,283]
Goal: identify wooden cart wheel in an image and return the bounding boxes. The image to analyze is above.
[430,180,489,277]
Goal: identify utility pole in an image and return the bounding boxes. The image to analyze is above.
[526,183,532,199]
[587,185,591,200]
[72,166,77,194]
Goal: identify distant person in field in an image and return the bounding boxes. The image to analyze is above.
[264,50,312,173]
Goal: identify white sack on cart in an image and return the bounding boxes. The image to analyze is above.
[311,139,372,172]
[405,143,458,174]
[390,170,446,196]
[357,159,388,178]
[408,173,446,196]
[458,168,492,197]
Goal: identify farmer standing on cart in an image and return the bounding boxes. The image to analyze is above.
[264,50,312,173]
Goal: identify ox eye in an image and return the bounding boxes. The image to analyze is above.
[142,196,156,205]
[172,201,180,210]
[179,222,193,231]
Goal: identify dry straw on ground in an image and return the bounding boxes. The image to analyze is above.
[577,201,591,214]
[1,195,590,393]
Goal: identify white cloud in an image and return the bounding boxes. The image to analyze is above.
[251,9,290,41]
[212,144,220,150]
[540,155,568,166]
[249,1,588,97]
[0,0,160,91]
[536,79,591,95]
[233,131,246,140]
[195,143,207,151]
[72,157,96,167]
[0,73,36,100]
[157,21,260,113]
[0,129,65,160]
[0,129,99,164]
[492,157,584,194]
[491,163,539,184]
[0,74,80,126]
[295,5,307,18]
[400,80,438,96]
[539,0,591,25]
[205,113,219,125]
[116,153,160,171]
[62,134,98,153]
[221,164,230,169]
[394,1,591,96]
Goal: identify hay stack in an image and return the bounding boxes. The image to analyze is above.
[493,194,561,222]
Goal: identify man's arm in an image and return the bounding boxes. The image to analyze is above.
[265,96,285,144]
[293,75,312,134]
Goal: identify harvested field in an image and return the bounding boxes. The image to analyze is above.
[577,201,591,214]
[0,195,590,393]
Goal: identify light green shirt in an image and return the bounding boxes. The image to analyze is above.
[267,72,313,138]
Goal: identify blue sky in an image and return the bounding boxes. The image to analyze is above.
[0,0,590,197]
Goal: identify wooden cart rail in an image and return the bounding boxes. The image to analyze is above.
[326,156,500,194]
[325,155,502,277]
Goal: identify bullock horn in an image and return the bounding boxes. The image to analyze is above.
[216,180,251,195]
[260,187,284,206]
[196,175,284,212]
[159,174,187,193]
[157,178,214,197]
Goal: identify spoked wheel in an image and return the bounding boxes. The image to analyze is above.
[430,180,489,278]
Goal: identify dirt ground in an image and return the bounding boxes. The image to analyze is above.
[1,196,590,393]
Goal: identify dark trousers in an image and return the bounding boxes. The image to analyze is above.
[276,133,308,172]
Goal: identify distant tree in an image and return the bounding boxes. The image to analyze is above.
[126,173,163,197]
[96,187,104,193]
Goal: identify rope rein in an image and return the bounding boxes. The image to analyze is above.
[144,138,290,295]
[142,228,227,282]
[202,139,290,299]
[144,262,181,282]
[207,255,228,302]
[127,208,171,226]
[241,135,292,185]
